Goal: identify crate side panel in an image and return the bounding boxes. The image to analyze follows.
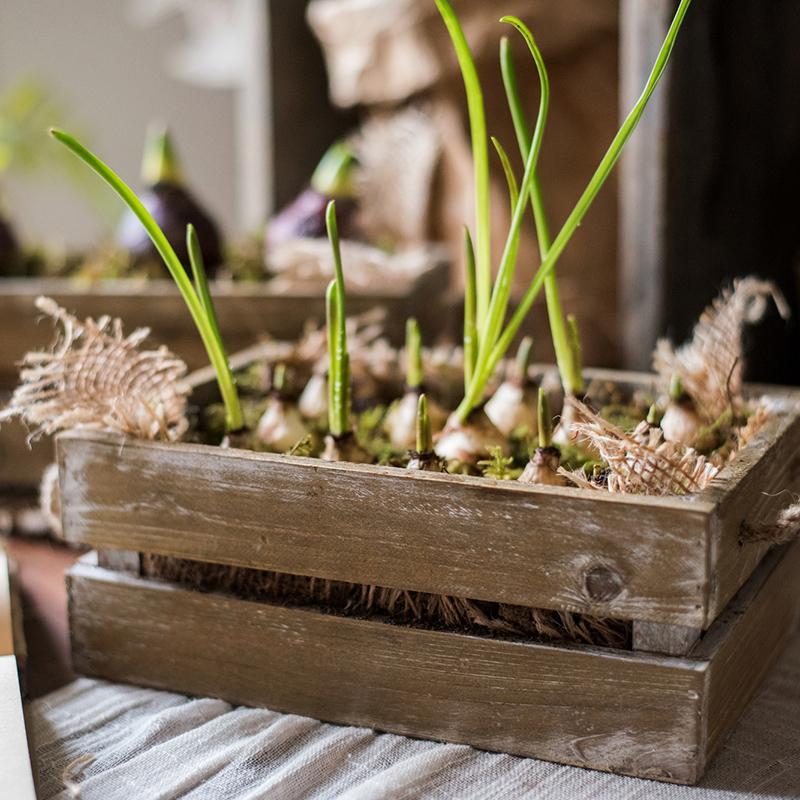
[59,433,712,625]
[703,404,800,626]
[700,541,800,766]
[68,563,706,784]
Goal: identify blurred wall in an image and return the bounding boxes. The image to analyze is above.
[0,0,237,249]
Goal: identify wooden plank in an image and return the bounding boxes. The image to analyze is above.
[618,0,674,370]
[697,541,800,769]
[698,395,800,624]
[68,555,707,783]
[0,656,37,800]
[0,262,448,387]
[58,430,714,625]
[632,621,701,656]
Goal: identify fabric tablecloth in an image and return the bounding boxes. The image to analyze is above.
[29,632,800,800]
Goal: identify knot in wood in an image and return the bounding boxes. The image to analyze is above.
[583,564,624,602]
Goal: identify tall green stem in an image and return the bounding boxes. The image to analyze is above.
[325,201,350,437]
[454,16,549,423]
[50,128,243,431]
[500,36,583,397]
[454,0,692,421]
[435,0,491,333]
[462,227,477,393]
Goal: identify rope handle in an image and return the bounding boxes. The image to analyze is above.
[740,501,800,545]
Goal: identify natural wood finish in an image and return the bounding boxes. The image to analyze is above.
[696,391,800,622]
[619,0,673,370]
[632,621,701,656]
[56,374,800,629]
[697,542,800,763]
[67,541,800,784]
[58,430,713,626]
[69,552,706,784]
[0,263,449,387]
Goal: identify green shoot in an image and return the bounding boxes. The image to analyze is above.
[462,226,477,392]
[537,387,552,449]
[669,374,684,402]
[141,122,182,186]
[500,35,583,397]
[450,0,692,421]
[405,318,423,390]
[50,128,243,431]
[515,336,534,384]
[311,140,358,198]
[434,0,491,332]
[325,200,350,437]
[416,393,432,454]
[478,446,520,480]
[566,314,582,386]
[273,363,287,394]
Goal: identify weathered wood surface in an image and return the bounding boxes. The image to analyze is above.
[0,262,449,387]
[697,391,800,623]
[632,621,701,656]
[69,552,707,784]
[56,376,800,628]
[619,1,800,382]
[697,541,800,765]
[59,431,713,626]
[67,541,800,784]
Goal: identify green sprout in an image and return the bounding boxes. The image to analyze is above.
[50,128,243,431]
[537,387,552,449]
[416,393,433,454]
[311,140,358,198]
[478,446,521,480]
[325,200,351,438]
[515,335,534,384]
[141,122,182,186]
[406,318,423,390]
[435,0,693,423]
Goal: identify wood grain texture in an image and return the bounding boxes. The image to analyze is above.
[0,262,449,387]
[698,394,800,623]
[632,621,701,656]
[697,541,800,768]
[55,372,800,629]
[68,554,707,784]
[58,431,713,625]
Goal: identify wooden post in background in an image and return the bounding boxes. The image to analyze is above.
[619,0,800,383]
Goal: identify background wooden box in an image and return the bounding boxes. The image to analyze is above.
[0,257,450,389]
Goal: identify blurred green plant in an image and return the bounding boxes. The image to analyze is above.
[0,78,112,222]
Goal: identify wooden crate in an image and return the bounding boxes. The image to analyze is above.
[51,368,800,781]
[0,258,450,388]
[67,542,800,784]
[55,369,800,633]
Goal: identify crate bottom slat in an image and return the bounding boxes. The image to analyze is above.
[67,542,800,785]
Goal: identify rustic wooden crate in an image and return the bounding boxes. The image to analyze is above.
[55,369,800,634]
[67,541,800,784]
[54,364,800,782]
[0,259,450,388]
